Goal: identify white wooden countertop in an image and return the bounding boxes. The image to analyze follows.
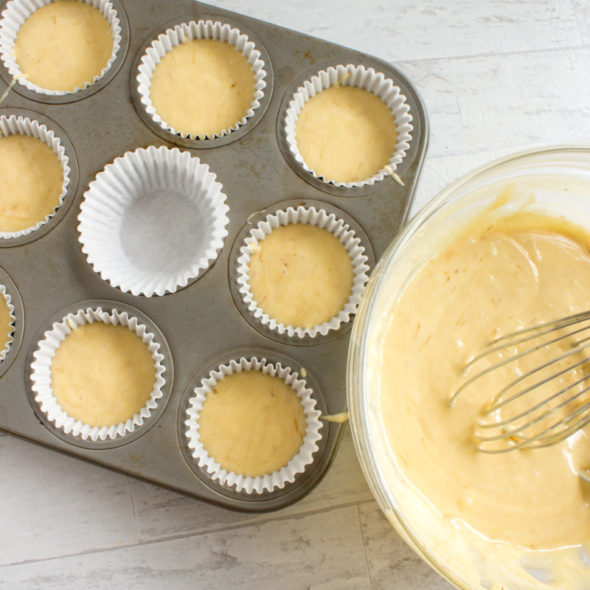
[2,0,590,588]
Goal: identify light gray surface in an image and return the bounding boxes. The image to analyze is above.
[2,0,590,588]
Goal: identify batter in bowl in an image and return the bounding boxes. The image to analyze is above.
[372,186,590,587]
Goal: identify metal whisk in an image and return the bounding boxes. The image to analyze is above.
[449,311,590,453]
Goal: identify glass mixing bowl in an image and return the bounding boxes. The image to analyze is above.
[347,147,590,590]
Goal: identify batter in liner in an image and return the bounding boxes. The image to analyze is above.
[14,0,113,92]
[198,371,306,477]
[0,134,63,232]
[51,322,156,427]
[150,39,255,137]
[295,85,397,183]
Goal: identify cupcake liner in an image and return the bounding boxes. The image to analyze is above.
[185,356,323,494]
[137,19,267,140]
[284,64,413,188]
[236,205,370,338]
[78,145,230,297]
[30,306,167,442]
[0,114,70,239]
[0,283,16,363]
[0,0,122,96]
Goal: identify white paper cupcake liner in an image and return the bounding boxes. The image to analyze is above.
[0,114,70,239]
[30,306,167,442]
[0,0,122,96]
[284,64,413,188]
[185,356,323,494]
[78,145,230,297]
[137,19,267,140]
[0,283,16,363]
[236,205,370,338]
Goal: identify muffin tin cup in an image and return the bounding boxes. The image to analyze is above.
[78,145,230,297]
[28,301,173,449]
[234,203,371,341]
[136,19,268,143]
[0,112,72,241]
[0,0,124,100]
[183,354,323,495]
[283,64,413,189]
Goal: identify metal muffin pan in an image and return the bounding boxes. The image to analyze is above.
[0,0,428,511]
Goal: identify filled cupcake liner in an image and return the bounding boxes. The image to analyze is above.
[0,114,70,239]
[236,205,370,338]
[0,283,16,363]
[30,306,167,442]
[78,145,230,297]
[0,0,122,96]
[185,356,323,494]
[137,19,267,140]
[284,64,413,188]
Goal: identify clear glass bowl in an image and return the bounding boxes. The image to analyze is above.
[347,146,590,589]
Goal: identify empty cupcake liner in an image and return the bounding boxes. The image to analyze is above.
[185,356,323,494]
[0,283,16,363]
[30,306,167,442]
[236,205,370,338]
[284,64,413,188]
[0,114,70,239]
[0,0,122,96]
[78,145,230,297]
[137,19,267,140]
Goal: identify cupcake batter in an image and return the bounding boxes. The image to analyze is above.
[377,207,590,552]
[14,0,113,92]
[150,39,255,137]
[198,371,306,477]
[51,323,155,427]
[0,294,12,356]
[295,85,397,183]
[249,224,354,328]
[0,134,63,232]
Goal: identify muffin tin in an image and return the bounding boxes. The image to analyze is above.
[0,0,428,511]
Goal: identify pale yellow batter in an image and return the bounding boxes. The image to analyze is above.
[378,208,590,552]
[51,323,156,427]
[150,39,255,137]
[14,0,113,92]
[198,371,306,477]
[295,85,397,183]
[0,295,12,356]
[0,134,63,232]
[249,224,354,328]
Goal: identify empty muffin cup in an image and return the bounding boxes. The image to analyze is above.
[184,355,323,494]
[0,0,122,96]
[284,64,413,188]
[235,205,370,339]
[136,19,267,140]
[0,113,70,240]
[29,305,167,443]
[78,146,230,297]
